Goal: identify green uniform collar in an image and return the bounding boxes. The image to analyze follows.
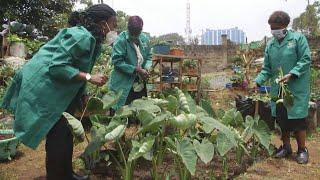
[124,31,143,46]
[271,30,294,48]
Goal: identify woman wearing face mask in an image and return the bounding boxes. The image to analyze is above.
[1,4,117,180]
[254,11,311,164]
[109,16,152,113]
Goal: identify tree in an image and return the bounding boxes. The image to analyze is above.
[292,1,320,36]
[0,0,76,38]
[116,10,130,33]
[151,33,186,45]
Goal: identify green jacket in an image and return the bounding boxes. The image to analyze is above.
[1,26,101,149]
[255,30,311,119]
[109,31,152,110]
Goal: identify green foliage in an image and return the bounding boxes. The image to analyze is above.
[292,1,320,36]
[63,112,85,143]
[7,34,44,56]
[275,68,295,109]
[75,88,272,179]
[183,59,197,69]
[128,136,155,162]
[176,138,197,176]
[116,11,130,33]
[0,0,75,38]
[193,139,214,164]
[150,33,185,46]
[221,108,243,128]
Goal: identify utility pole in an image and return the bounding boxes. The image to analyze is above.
[185,0,192,45]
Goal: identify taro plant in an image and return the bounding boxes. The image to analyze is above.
[274,68,294,109]
[64,87,273,179]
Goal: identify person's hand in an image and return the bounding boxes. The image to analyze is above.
[89,75,107,86]
[279,74,292,83]
[136,67,149,80]
[252,83,259,92]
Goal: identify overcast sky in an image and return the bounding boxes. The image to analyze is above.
[78,0,314,42]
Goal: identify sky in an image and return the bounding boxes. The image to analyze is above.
[77,0,315,42]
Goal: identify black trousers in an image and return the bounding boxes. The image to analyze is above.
[45,117,73,180]
[45,95,81,180]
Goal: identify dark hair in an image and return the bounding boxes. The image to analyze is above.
[68,4,116,44]
[268,11,290,26]
[128,16,143,36]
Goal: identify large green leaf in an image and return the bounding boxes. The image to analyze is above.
[81,126,107,169]
[193,139,214,164]
[87,97,104,113]
[200,117,236,142]
[216,132,235,157]
[63,112,84,140]
[150,98,169,108]
[114,105,134,119]
[137,110,155,126]
[170,113,197,130]
[128,136,155,162]
[176,138,197,176]
[243,116,272,152]
[184,91,197,114]
[137,112,170,134]
[102,91,122,110]
[104,124,126,141]
[90,114,111,128]
[131,98,161,114]
[252,118,271,151]
[221,108,243,127]
[200,99,216,118]
[166,95,178,113]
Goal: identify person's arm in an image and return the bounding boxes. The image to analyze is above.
[111,38,136,75]
[48,32,92,81]
[289,35,311,78]
[48,31,106,86]
[255,47,272,86]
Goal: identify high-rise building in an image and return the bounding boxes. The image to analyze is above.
[201,27,246,45]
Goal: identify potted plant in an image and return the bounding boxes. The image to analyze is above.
[182,77,197,90]
[152,41,170,55]
[170,46,184,56]
[182,59,197,75]
[2,21,46,58]
[0,121,19,161]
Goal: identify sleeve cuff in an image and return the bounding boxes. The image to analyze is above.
[289,69,301,78]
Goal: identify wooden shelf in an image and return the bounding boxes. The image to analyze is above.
[182,73,199,77]
[148,54,202,103]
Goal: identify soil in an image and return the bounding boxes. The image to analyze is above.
[237,132,320,180]
[0,134,14,140]
[3,132,320,180]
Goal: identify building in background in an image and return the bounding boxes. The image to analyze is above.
[201,27,246,45]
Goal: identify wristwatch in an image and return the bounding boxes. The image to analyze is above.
[85,73,92,81]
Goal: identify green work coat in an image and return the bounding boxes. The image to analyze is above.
[1,26,101,149]
[255,30,311,119]
[108,31,152,110]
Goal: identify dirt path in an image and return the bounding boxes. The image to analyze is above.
[237,132,320,180]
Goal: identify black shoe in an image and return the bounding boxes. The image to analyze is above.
[72,171,89,180]
[275,144,292,158]
[296,148,309,164]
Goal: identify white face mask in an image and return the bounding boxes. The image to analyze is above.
[105,22,118,45]
[271,28,287,40]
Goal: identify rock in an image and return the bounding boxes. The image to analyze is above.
[3,56,26,68]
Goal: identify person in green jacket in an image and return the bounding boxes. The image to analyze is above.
[1,4,117,180]
[109,16,152,112]
[254,11,311,164]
